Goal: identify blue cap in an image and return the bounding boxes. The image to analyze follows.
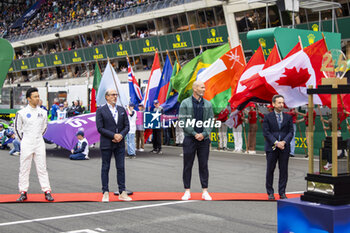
[76,130,84,137]
[153,100,159,104]
[129,103,135,107]
[59,103,64,107]
[0,123,3,127]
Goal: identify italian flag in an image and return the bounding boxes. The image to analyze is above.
[90,63,102,112]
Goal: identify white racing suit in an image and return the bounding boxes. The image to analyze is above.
[14,105,51,193]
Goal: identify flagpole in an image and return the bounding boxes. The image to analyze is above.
[317,105,328,137]
[298,36,303,49]
[228,37,232,49]
[273,39,282,62]
[126,54,131,66]
[95,59,102,74]
[322,33,329,51]
[107,57,123,105]
[174,50,182,69]
[240,40,247,66]
[166,50,173,69]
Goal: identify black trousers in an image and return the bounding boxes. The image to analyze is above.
[101,146,126,193]
[265,149,289,195]
[153,129,162,150]
[183,136,210,189]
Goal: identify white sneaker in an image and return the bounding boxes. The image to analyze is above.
[119,191,132,201]
[139,148,144,152]
[13,152,20,156]
[323,163,332,171]
[102,192,109,202]
[249,151,256,154]
[181,191,191,201]
[85,156,90,160]
[179,153,183,157]
[202,191,212,201]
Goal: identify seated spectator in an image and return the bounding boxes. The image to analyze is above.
[0,124,7,145]
[0,132,12,150]
[8,132,20,156]
[69,130,89,160]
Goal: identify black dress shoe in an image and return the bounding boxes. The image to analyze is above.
[280,194,288,199]
[268,194,275,200]
[16,192,27,202]
[45,192,54,201]
[289,154,295,157]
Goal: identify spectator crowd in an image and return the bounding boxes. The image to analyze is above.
[1,0,157,38]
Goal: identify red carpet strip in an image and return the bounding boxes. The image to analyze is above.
[0,192,302,203]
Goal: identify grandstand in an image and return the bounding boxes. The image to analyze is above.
[1,0,350,109]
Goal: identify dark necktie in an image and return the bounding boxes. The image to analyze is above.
[277,113,282,129]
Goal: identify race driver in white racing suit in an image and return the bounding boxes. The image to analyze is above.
[14,87,54,202]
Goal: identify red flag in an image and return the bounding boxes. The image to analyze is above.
[233,46,265,96]
[230,43,281,109]
[91,88,97,112]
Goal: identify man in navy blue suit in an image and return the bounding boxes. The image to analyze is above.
[263,95,293,200]
[96,89,132,202]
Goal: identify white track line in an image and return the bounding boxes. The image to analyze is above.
[0,200,197,227]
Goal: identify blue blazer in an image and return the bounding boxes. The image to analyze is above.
[96,104,130,149]
[263,111,293,153]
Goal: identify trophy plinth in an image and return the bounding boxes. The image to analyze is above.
[302,49,350,205]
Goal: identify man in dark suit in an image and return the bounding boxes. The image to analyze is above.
[263,95,293,200]
[96,89,131,202]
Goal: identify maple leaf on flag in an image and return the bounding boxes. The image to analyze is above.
[276,67,311,88]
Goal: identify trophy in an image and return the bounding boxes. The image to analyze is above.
[301,49,350,205]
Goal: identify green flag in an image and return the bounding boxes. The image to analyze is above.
[171,43,230,102]
[0,39,14,90]
[93,63,102,92]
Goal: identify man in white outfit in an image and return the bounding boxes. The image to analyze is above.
[14,87,54,202]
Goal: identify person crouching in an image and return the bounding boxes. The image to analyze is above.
[69,130,89,160]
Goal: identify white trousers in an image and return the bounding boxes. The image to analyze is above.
[233,125,243,151]
[218,124,228,148]
[19,138,51,192]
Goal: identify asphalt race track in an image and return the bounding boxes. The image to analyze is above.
[0,143,315,233]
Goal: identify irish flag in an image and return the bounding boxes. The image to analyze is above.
[197,44,246,114]
[171,43,230,102]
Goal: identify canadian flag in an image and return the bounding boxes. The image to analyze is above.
[236,39,328,108]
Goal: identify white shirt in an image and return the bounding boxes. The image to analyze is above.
[56,109,67,120]
[107,103,118,125]
[15,105,47,142]
[77,138,89,155]
[274,110,283,123]
[127,109,137,134]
